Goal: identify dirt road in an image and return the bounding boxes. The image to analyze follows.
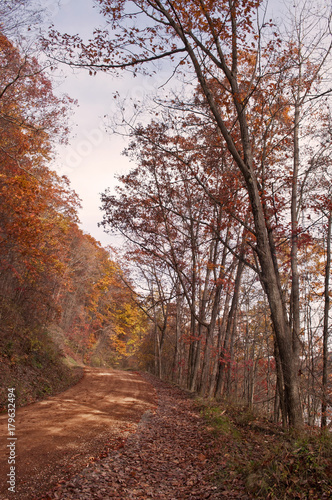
[0,368,156,499]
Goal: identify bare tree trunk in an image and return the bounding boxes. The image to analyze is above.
[196,241,215,394]
[199,236,229,396]
[156,330,162,379]
[215,256,244,398]
[200,282,224,396]
[291,99,301,362]
[189,334,201,392]
[321,211,331,428]
[172,286,182,384]
[274,339,288,428]
[226,310,238,399]
[208,293,231,398]
[187,304,196,388]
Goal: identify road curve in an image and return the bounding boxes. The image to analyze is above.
[0,368,156,499]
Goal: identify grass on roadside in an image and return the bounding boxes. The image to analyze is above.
[198,400,332,499]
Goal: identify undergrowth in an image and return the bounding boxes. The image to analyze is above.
[198,400,332,499]
[0,326,84,411]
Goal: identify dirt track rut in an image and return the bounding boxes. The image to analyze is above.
[0,368,156,499]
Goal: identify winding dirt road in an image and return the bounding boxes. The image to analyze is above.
[0,368,156,499]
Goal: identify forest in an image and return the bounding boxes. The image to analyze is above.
[1,0,332,434]
[0,11,147,409]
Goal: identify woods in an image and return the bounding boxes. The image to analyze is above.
[0,26,145,408]
[45,0,332,430]
[1,0,332,432]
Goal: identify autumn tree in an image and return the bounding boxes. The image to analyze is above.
[54,228,147,366]
[0,28,77,329]
[0,28,146,408]
[0,0,43,38]
[0,27,79,405]
[100,110,254,397]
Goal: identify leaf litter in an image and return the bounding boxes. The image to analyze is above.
[42,373,248,499]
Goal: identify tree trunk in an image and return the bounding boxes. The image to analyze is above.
[215,256,244,398]
[248,175,303,428]
[172,286,182,384]
[291,100,301,361]
[321,211,331,428]
[274,339,288,428]
[208,292,231,398]
[190,326,202,392]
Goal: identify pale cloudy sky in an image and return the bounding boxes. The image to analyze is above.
[46,0,162,246]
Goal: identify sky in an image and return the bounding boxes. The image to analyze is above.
[43,0,163,246]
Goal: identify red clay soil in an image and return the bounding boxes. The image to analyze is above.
[0,370,243,499]
[0,368,156,500]
[43,374,242,500]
